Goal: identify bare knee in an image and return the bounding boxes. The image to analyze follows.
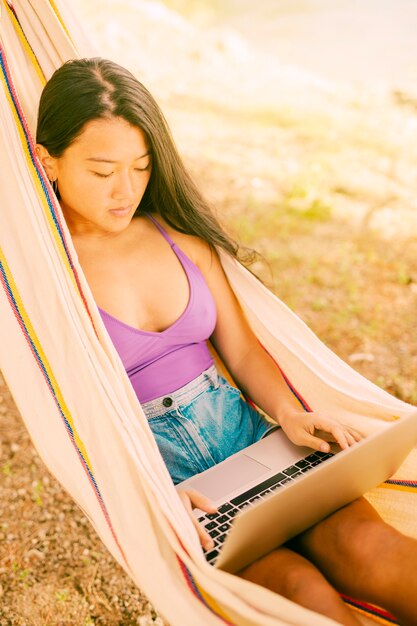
[279,558,333,601]
[325,500,402,566]
[238,548,361,626]
[295,498,389,556]
[293,497,406,590]
[238,547,335,600]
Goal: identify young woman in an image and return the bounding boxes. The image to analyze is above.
[36,58,417,626]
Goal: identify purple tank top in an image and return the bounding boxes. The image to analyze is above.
[98,213,216,402]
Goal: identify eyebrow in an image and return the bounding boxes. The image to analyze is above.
[86,152,150,164]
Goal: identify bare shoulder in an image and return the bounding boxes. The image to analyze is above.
[150,213,216,272]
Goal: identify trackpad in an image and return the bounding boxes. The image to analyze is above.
[186,454,270,502]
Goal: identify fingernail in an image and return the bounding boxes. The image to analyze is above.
[320,442,330,452]
[204,539,214,551]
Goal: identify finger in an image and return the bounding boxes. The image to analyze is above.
[178,491,215,550]
[337,422,365,438]
[344,431,357,447]
[332,427,351,450]
[327,427,350,450]
[315,429,337,443]
[301,432,332,453]
[338,425,365,445]
[185,488,217,514]
[194,517,215,551]
[313,420,356,451]
[335,427,364,445]
[316,427,357,448]
[348,428,365,442]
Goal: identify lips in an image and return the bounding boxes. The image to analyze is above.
[109,206,133,216]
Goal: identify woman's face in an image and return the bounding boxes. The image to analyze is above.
[37,116,152,240]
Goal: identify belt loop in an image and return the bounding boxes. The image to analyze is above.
[209,365,219,389]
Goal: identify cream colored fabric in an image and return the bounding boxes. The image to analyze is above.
[0,2,415,625]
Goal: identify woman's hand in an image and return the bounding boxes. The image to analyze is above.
[177,488,218,551]
[279,410,364,453]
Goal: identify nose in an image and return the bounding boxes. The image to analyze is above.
[111,170,136,201]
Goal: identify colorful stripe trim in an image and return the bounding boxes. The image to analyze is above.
[0,39,129,566]
[342,596,398,625]
[385,479,417,488]
[48,0,74,42]
[1,22,235,621]
[258,340,312,411]
[380,479,417,493]
[172,524,237,624]
[3,1,46,85]
[176,556,236,625]
[0,26,228,620]
[0,42,99,339]
[0,247,129,568]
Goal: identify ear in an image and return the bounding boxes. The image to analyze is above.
[35,144,59,181]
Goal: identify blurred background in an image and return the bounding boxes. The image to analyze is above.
[1,2,417,624]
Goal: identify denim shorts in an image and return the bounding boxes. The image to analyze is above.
[141,364,278,484]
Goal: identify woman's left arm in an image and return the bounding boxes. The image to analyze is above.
[198,244,362,452]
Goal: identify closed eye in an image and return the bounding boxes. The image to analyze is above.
[135,156,152,171]
[93,172,113,178]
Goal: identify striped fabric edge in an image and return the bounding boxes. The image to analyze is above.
[48,0,74,42]
[3,1,46,84]
[166,523,238,624]
[342,596,398,625]
[0,30,239,624]
[177,557,236,626]
[253,341,311,411]
[0,244,131,570]
[381,479,417,492]
[0,24,137,572]
[0,41,100,339]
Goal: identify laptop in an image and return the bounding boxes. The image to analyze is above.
[176,410,417,573]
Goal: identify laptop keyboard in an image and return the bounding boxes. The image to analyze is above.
[198,450,334,565]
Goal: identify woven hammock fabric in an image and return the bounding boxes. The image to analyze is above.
[0,2,416,625]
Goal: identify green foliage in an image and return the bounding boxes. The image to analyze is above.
[282,196,332,222]
[11,562,31,584]
[396,266,413,285]
[18,568,30,581]
[32,480,43,507]
[301,199,332,221]
[2,461,11,475]
[55,588,69,603]
[310,298,328,311]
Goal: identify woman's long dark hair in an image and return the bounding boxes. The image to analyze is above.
[37,57,258,266]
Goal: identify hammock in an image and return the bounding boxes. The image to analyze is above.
[0,2,416,625]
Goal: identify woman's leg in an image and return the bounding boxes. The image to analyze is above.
[237,546,361,626]
[290,497,417,626]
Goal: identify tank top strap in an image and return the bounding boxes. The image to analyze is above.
[145,212,176,247]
